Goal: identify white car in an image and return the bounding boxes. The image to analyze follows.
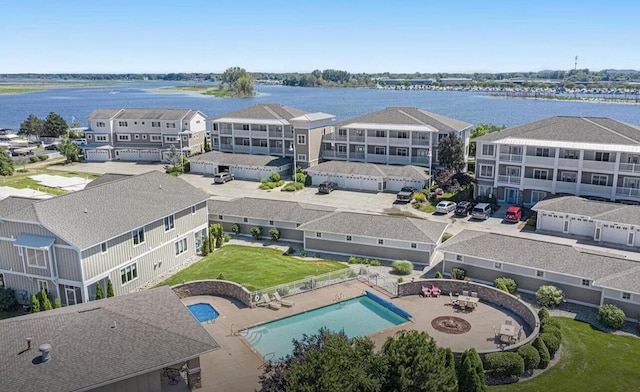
[435,201,457,214]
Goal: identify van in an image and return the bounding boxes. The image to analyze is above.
[471,203,492,220]
[71,138,87,146]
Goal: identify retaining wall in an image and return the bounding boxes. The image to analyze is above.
[171,280,252,306]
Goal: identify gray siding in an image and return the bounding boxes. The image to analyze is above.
[0,240,25,274]
[305,238,431,264]
[3,273,57,301]
[0,220,68,245]
[90,369,162,392]
[215,221,304,242]
[602,298,640,321]
[54,247,82,282]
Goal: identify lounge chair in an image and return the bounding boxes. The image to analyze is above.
[262,294,281,310]
[421,285,432,297]
[273,291,294,307]
[431,286,441,297]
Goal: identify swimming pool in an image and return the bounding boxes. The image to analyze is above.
[241,295,409,360]
[187,303,220,323]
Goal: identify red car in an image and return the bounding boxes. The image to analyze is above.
[504,206,523,223]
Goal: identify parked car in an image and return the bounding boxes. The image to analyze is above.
[435,201,457,214]
[71,138,87,146]
[471,203,493,220]
[318,181,337,194]
[44,142,60,151]
[454,201,474,216]
[396,186,417,202]
[11,148,34,156]
[504,206,523,223]
[213,172,235,183]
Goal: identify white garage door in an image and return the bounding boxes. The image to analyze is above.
[115,150,141,161]
[601,224,628,245]
[568,217,595,237]
[190,161,206,174]
[85,149,110,162]
[538,212,565,232]
[310,172,330,186]
[139,150,162,161]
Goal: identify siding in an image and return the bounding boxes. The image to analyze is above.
[54,247,82,282]
[91,369,162,392]
[0,220,69,246]
[601,298,640,321]
[215,221,303,242]
[305,237,431,264]
[3,273,57,300]
[0,239,25,273]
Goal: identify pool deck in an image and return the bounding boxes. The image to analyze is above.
[182,280,528,391]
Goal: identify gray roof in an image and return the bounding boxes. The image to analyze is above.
[0,287,219,392]
[190,151,291,167]
[595,266,640,294]
[0,196,39,221]
[86,109,122,120]
[212,103,309,121]
[438,230,640,289]
[476,116,640,145]
[298,211,448,244]
[308,161,430,180]
[27,171,209,250]
[84,173,133,189]
[87,108,205,121]
[336,107,471,131]
[208,198,335,224]
[533,196,640,226]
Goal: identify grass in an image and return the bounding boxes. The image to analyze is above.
[156,245,348,291]
[0,82,115,94]
[489,317,640,392]
[0,162,99,196]
[151,85,251,97]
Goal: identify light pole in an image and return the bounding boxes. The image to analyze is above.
[289,143,296,185]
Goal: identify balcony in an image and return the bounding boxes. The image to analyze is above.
[233,129,251,137]
[388,138,411,146]
[367,154,387,163]
[616,187,640,201]
[349,135,365,142]
[234,145,251,154]
[555,181,578,193]
[350,152,365,160]
[618,163,640,174]
[367,136,387,144]
[388,155,411,165]
[499,153,523,163]
[582,159,616,172]
[322,151,348,159]
[522,178,553,190]
[268,130,283,138]
[497,175,521,185]
[250,146,269,155]
[219,143,233,151]
[283,131,294,139]
[323,133,347,142]
[411,156,430,164]
[579,183,611,198]
[268,147,284,156]
[525,155,555,167]
[556,158,579,170]
[413,138,430,146]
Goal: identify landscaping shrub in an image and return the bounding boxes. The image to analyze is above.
[281,181,304,191]
[434,271,443,279]
[458,348,485,392]
[231,223,241,235]
[95,284,105,300]
[294,172,306,184]
[107,279,114,298]
[526,215,537,227]
[223,234,230,243]
[598,304,626,329]
[38,154,48,161]
[441,232,453,242]
[397,277,404,283]
[391,260,413,275]
[493,277,518,295]
[0,287,18,311]
[540,332,560,358]
[495,280,509,293]
[286,246,295,255]
[53,298,61,309]
[250,226,263,240]
[451,267,466,280]
[413,192,427,203]
[29,156,39,163]
[538,306,550,322]
[369,260,381,266]
[30,294,40,313]
[541,317,561,331]
[483,352,525,378]
[536,285,564,307]
[39,290,53,311]
[269,227,280,241]
[202,239,210,255]
[269,172,281,182]
[517,344,541,372]
[532,336,551,369]
[542,325,562,341]
[210,223,224,248]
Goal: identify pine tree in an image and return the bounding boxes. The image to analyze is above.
[95,284,105,300]
[204,136,211,152]
[30,294,40,313]
[202,237,210,255]
[40,290,53,311]
[107,279,115,298]
[458,348,486,392]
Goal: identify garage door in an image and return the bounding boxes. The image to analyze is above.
[85,149,110,162]
[115,150,140,161]
[310,173,329,186]
[601,224,628,245]
[568,217,595,237]
[538,212,565,232]
[139,150,162,162]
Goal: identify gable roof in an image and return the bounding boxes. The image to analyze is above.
[307,161,430,180]
[84,173,133,189]
[86,109,123,120]
[190,151,291,167]
[208,198,335,224]
[87,109,205,122]
[298,211,447,244]
[0,196,39,221]
[211,104,309,123]
[533,196,640,226]
[336,107,471,132]
[0,287,219,392]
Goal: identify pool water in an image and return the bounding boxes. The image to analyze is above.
[241,295,409,360]
[187,303,220,322]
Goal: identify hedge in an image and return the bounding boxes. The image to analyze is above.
[541,325,562,341]
[540,332,561,358]
[451,267,466,280]
[532,336,551,369]
[537,307,550,323]
[598,304,626,329]
[483,352,525,378]
[540,317,561,331]
[494,277,518,294]
[517,344,541,372]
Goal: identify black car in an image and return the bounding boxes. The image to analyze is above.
[318,181,337,194]
[44,143,60,151]
[454,201,474,216]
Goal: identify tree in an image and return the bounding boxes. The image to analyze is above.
[221,66,254,97]
[458,348,486,392]
[251,226,263,240]
[469,123,506,156]
[39,290,53,311]
[95,283,105,300]
[44,112,69,137]
[437,132,465,172]
[0,149,14,176]
[210,223,224,248]
[164,145,183,174]
[70,121,84,128]
[107,279,114,298]
[19,114,45,137]
[382,330,457,392]
[30,294,41,313]
[203,136,211,152]
[202,236,210,255]
[532,336,551,369]
[58,139,80,163]
[53,298,61,309]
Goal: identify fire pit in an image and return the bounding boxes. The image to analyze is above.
[431,316,471,334]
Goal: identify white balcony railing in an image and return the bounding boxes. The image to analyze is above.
[323,133,347,142]
[387,155,411,165]
[618,163,640,174]
[411,156,430,164]
[367,136,387,144]
[322,151,348,159]
[388,138,411,146]
[579,183,611,197]
[525,155,555,166]
[522,178,553,190]
[349,135,365,142]
[498,175,521,185]
[556,158,579,169]
[367,154,387,163]
[555,181,578,192]
[616,187,640,200]
[499,153,523,163]
[413,139,430,146]
[582,160,616,172]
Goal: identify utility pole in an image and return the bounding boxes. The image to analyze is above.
[574,56,578,71]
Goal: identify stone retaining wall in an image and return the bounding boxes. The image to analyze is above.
[399,279,540,353]
[171,280,252,306]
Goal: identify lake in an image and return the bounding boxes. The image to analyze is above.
[1,82,640,129]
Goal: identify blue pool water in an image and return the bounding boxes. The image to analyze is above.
[241,295,409,360]
[187,303,220,323]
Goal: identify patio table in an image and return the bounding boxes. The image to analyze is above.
[457,295,479,308]
[500,324,516,343]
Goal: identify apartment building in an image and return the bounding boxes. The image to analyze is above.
[320,107,472,170]
[209,104,335,168]
[474,116,640,206]
[84,108,207,162]
[0,171,209,307]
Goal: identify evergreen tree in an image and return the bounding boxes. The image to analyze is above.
[202,237,210,255]
[20,114,45,137]
[203,136,211,152]
[0,149,14,176]
[44,112,69,137]
[210,223,224,248]
[437,132,466,172]
[458,348,486,392]
[532,336,551,369]
[53,298,61,309]
[107,279,115,298]
[40,290,53,311]
[95,283,105,300]
[30,294,41,313]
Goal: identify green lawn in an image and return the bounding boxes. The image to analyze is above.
[489,317,640,392]
[157,245,348,291]
[1,164,99,196]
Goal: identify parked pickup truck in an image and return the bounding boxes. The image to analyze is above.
[396,186,417,202]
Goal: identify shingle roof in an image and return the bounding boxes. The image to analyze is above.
[0,196,39,221]
[0,287,220,392]
[307,161,430,180]
[208,198,335,224]
[533,196,640,226]
[438,230,640,284]
[298,211,447,244]
[84,173,133,189]
[190,151,291,167]
[595,266,640,294]
[211,104,309,122]
[31,171,209,249]
[336,107,471,131]
[86,109,123,120]
[476,116,640,145]
[87,108,205,121]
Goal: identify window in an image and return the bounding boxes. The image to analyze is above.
[591,175,608,186]
[166,122,176,129]
[397,131,408,139]
[258,125,267,131]
[595,152,610,162]
[164,215,175,231]
[438,133,448,142]
[151,122,160,128]
[338,128,347,137]
[346,235,352,241]
[241,139,250,146]
[477,184,493,197]
[100,242,108,253]
[218,215,223,220]
[481,144,495,156]
[297,154,307,161]
[561,172,577,182]
[563,149,579,159]
[117,134,130,141]
[242,124,250,131]
[337,145,347,153]
[165,136,177,143]
[120,263,138,285]
[375,146,386,155]
[37,280,49,293]
[396,148,408,156]
[456,255,463,261]
[494,262,503,269]
[411,243,417,249]
[316,232,322,238]
[132,227,145,245]
[269,220,274,226]
[134,134,140,139]
[375,130,386,138]
[531,191,547,203]
[297,134,306,144]
[479,165,494,178]
[175,238,188,255]
[536,270,544,277]
[243,218,248,223]
[118,121,128,127]
[533,169,548,180]
[622,292,631,300]
[95,135,108,142]
[581,279,590,286]
[150,135,162,142]
[96,121,105,127]
[378,239,384,245]
[535,148,550,157]
[191,206,197,215]
[25,248,47,269]
[213,123,218,131]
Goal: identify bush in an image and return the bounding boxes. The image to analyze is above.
[269,172,281,182]
[413,192,427,203]
[517,344,541,372]
[30,294,40,313]
[250,226,263,240]
[526,216,537,227]
[29,156,39,163]
[538,306,550,322]
[281,182,304,192]
[223,234,230,243]
[532,336,551,369]
[542,325,562,341]
[0,287,18,311]
[536,285,564,307]
[458,348,485,392]
[598,304,626,329]
[494,277,518,294]
[540,332,560,358]
[434,271,443,279]
[287,246,295,255]
[95,284,105,300]
[483,352,525,378]
[38,154,49,161]
[53,298,61,309]
[294,172,306,184]
[269,227,280,241]
[441,232,453,242]
[216,273,225,280]
[201,238,210,255]
[391,260,413,275]
[541,317,561,331]
[451,267,466,280]
[39,290,53,310]
[397,277,404,283]
[107,279,114,298]
[231,223,241,235]
[369,260,381,266]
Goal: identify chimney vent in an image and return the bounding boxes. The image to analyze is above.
[27,338,32,350]
[39,343,52,362]
[84,208,88,214]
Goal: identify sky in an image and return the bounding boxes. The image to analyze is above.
[1,0,639,74]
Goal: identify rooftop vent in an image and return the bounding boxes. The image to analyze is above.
[39,343,51,362]
[84,208,88,214]
[27,337,32,350]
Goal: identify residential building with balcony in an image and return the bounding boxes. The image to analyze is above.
[84,108,207,162]
[209,104,335,168]
[474,116,640,206]
[320,107,472,170]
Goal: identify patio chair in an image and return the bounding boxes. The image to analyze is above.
[421,284,432,297]
[431,287,441,298]
[505,319,512,326]
[273,291,294,307]
[449,293,459,306]
[500,334,511,344]
[262,294,281,310]
[462,290,469,297]
[471,292,478,298]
